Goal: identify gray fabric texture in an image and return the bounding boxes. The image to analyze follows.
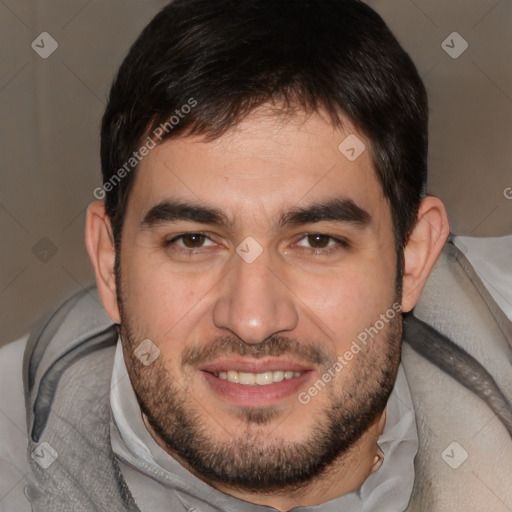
[24,343,139,512]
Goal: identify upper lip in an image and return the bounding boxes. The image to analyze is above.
[200,357,314,374]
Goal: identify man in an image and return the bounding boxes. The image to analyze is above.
[2,1,512,511]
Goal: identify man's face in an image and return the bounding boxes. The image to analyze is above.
[117,107,402,491]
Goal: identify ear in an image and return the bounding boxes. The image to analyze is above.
[401,195,450,313]
[85,200,121,323]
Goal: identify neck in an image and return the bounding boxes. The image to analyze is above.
[143,410,386,511]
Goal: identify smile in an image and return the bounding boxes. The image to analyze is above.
[213,370,303,386]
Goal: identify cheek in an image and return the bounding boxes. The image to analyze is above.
[287,257,396,348]
[119,250,218,339]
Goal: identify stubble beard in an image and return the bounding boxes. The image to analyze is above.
[118,291,402,494]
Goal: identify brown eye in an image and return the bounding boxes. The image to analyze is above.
[181,233,207,248]
[294,233,349,253]
[306,234,332,249]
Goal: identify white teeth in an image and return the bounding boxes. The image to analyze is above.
[273,370,284,382]
[255,372,273,385]
[227,370,239,383]
[214,370,303,385]
[238,372,256,385]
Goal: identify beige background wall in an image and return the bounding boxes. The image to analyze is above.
[1,0,511,346]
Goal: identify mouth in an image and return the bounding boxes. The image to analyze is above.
[199,359,315,407]
[213,369,303,385]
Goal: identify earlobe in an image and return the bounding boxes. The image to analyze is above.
[401,196,450,313]
[84,200,121,323]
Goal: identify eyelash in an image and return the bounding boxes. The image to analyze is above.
[164,232,214,250]
[163,232,350,254]
[296,233,351,254]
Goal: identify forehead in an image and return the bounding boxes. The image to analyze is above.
[127,107,388,225]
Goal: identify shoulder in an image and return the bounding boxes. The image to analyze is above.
[400,240,512,510]
[402,326,512,511]
[0,335,32,512]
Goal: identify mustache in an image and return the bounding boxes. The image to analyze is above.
[181,335,335,370]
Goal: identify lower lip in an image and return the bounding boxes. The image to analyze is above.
[201,371,313,407]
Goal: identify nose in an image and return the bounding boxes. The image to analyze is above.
[212,251,299,344]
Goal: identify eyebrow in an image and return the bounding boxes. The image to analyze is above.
[141,201,229,229]
[140,197,371,231]
[277,198,371,229]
